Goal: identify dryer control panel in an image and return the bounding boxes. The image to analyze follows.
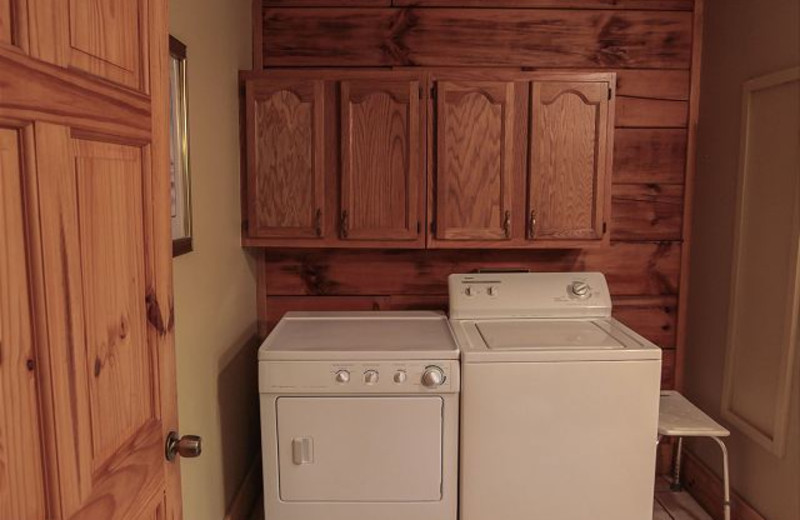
[449,272,612,320]
[259,360,460,394]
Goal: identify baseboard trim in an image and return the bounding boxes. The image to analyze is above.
[223,453,262,520]
[683,449,766,520]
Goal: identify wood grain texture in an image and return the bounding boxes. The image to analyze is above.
[529,80,610,241]
[72,139,154,467]
[0,0,12,45]
[263,243,681,297]
[341,77,423,242]
[0,48,151,140]
[262,8,692,69]
[67,0,145,90]
[611,184,684,240]
[613,129,687,184]
[34,124,167,520]
[436,80,514,240]
[265,0,389,4]
[395,0,693,9]
[0,127,47,520]
[616,96,689,128]
[247,79,325,238]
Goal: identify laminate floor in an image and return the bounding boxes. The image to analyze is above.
[250,477,713,520]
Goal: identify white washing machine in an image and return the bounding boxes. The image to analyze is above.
[258,311,459,520]
[449,272,661,520]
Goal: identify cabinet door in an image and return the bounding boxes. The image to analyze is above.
[340,78,423,242]
[435,81,515,241]
[246,79,326,239]
[529,81,612,242]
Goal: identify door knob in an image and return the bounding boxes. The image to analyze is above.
[165,431,202,461]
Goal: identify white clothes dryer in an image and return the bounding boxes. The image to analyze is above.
[258,311,459,520]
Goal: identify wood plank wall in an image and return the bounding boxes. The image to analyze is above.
[252,0,704,392]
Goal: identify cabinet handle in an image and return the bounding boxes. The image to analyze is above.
[528,210,537,240]
[314,209,322,237]
[340,210,349,239]
[503,210,511,238]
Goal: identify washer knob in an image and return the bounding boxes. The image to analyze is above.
[364,370,379,385]
[334,370,350,384]
[394,370,407,383]
[421,366,445,388]
[570,281,591,298]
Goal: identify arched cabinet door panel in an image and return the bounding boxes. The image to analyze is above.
[528,80,614,242]
[245,79,326,239]
[434,80,516,242]
[340,76,424,244]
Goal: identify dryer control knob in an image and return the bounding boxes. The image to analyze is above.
[334,370,350,384]
[421,366,445,388]
[364,370,379,385]
[394,370,407,383]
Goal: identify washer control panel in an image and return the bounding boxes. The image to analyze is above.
[260,360,460,394]
[449,272,612,319]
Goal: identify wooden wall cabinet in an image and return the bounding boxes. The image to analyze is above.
[243,71,427,248]
[340,77,425,243]
[433,80,517,242]
[242,70,614,249]
[527,77,614,246]
[245,78,327,240]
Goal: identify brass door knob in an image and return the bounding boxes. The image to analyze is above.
[165,431,202,461]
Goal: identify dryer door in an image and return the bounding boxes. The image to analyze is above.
[276,396,443,502]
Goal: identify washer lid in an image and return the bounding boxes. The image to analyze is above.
[259,311,459,361]
[477,320,625,351]
[453,317,662,362]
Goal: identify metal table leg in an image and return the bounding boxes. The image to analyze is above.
[671,437,684,491]
[711,437,731,520]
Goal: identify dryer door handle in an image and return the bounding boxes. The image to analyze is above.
[292,437,314,465]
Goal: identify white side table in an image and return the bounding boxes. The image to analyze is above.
[658,391,731,520]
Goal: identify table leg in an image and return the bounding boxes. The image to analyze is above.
[711,437,731,520]
[671,437,684,491]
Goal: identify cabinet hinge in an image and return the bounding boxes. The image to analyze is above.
[608,88,612,101]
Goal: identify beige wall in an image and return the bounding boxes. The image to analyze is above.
[169,1,259,520]
[686,0,799,519]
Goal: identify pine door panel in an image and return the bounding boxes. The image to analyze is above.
[34,123,164,520]
[529,80,612,241]
[246,79,325,239]
[27,0,146,90]
[340,77,423,242]
[435,81,514,241]
[67,0,145,89]
[0,0,12,45]
[0,126,48,520]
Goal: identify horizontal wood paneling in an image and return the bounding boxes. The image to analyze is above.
[611,184,684,241]
[395,0,693,9]
[614,295,678,348]
[615,69,690,100]
[613,129,687,184]
[616,97,689,128]
[262,8,693,69]
[263,242,681,297]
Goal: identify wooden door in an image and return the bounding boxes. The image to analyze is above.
[0,0,183,519]
[434,80,515,242]
[245,78,326,239]
[340,76,424,243]
[529,80,613,242]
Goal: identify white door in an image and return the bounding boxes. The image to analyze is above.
[277,397,443,502]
